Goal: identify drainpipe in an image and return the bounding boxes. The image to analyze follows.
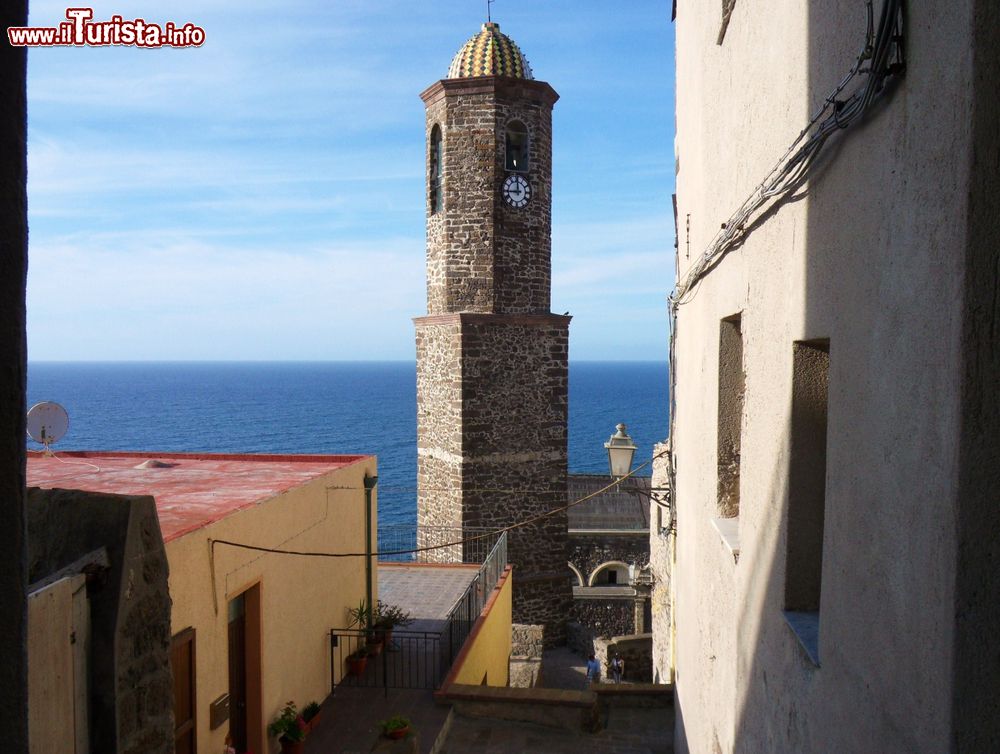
[364,474,378,631]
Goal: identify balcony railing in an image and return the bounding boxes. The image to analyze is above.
[444,531,508,662]
[377,525,500,564]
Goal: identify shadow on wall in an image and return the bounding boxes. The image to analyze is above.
[729,0,1000,750]
[0,2,29,750]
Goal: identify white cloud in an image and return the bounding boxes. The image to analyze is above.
[27,232,424,360]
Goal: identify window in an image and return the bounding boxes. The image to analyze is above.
[784,339,830,665]
[717,313,744,519]
[429,124,442,213]
[505,120,529,172]
[591,563,629,586]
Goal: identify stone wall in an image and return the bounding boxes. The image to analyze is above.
[566,621,595,656]
[27,487,173,754]
[509,623,544,687]
[511,623,544,657]
[415,313,572,639]
[421,77,557,316]
[594,634,653,684]
[648,443,672,684]
[569,534,649,584]
[572,599,636,638]
[417,75,569,641]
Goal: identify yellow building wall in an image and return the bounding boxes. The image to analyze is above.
[449,568,512,687]
[166,457,377,754]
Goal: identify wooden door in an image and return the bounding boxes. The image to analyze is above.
[171,628,196,754]
[228,595,247,753]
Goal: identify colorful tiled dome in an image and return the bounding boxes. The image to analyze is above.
[447,22,534,80]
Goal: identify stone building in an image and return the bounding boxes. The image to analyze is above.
[26,486,173,754]
[666,0,1000,751]
[28,451,376,754]
[415,22,572,642]
[566,474,653,640]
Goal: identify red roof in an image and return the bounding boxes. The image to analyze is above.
[26,451,370,543]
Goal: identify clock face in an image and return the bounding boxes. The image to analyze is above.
[502,174,531,208]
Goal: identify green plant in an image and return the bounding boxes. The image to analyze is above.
[374,600,413,630]
[347,599,372,630]
[380,715,410,735]
[267,701,307,742]
[302,701,321,723]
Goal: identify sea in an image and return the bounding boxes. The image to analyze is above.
[26,361,668,527]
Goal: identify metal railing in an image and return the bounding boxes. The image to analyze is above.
[329,529,508,693]
[377,525,500,564]
[330,628,445,693]
[443,531,508,662]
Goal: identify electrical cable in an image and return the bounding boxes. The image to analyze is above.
[665,0,905,496]
[670,0,904,310]
[27,447,102,472]
[210,448,669,560]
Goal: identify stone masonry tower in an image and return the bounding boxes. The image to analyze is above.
[415,22,571,641]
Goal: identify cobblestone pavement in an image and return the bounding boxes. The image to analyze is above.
[436,707,674,754]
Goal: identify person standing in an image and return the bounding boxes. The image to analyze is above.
[610,653,625,684]
[586,653,601,686]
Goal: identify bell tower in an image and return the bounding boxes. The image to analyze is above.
[415,22,571,640]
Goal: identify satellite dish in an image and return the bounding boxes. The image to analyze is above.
[26,401,69,448]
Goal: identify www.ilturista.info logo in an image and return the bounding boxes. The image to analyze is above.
[7,8,205,48]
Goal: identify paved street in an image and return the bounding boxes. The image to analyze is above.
[435,707,674,754]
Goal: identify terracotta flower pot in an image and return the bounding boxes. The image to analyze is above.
[387,726,410,740]
[347,654,368,676]
[279,737,305,754]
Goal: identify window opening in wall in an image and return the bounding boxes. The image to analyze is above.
[430,124,443,213]
[592,564,628,587]
[717,313,744,519]
[505,120,529,172]
[718,0,736,44]
[784,339,830,665]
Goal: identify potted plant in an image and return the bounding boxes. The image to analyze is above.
[267,701,307,754]
[374,600,414,647]
[302,701,322,732]
[380,715,411,740]
[346,647,369,677]
[347,600,384,655]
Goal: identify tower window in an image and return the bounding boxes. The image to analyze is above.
[505,120,529,172]
[430,124,443,214]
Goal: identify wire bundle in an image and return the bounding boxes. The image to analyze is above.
[665,0,905,481]
[670,0,905,308]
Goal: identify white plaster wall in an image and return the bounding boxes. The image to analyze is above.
[649,442,673,686]
[672,0,969,751]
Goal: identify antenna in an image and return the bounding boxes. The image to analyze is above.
[26,401,69,455]
[487,0,495,23]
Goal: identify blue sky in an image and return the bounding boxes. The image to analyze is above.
[25,0,675,361]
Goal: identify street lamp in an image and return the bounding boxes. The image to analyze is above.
[603,423,674,533]
[605,423,638,478]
